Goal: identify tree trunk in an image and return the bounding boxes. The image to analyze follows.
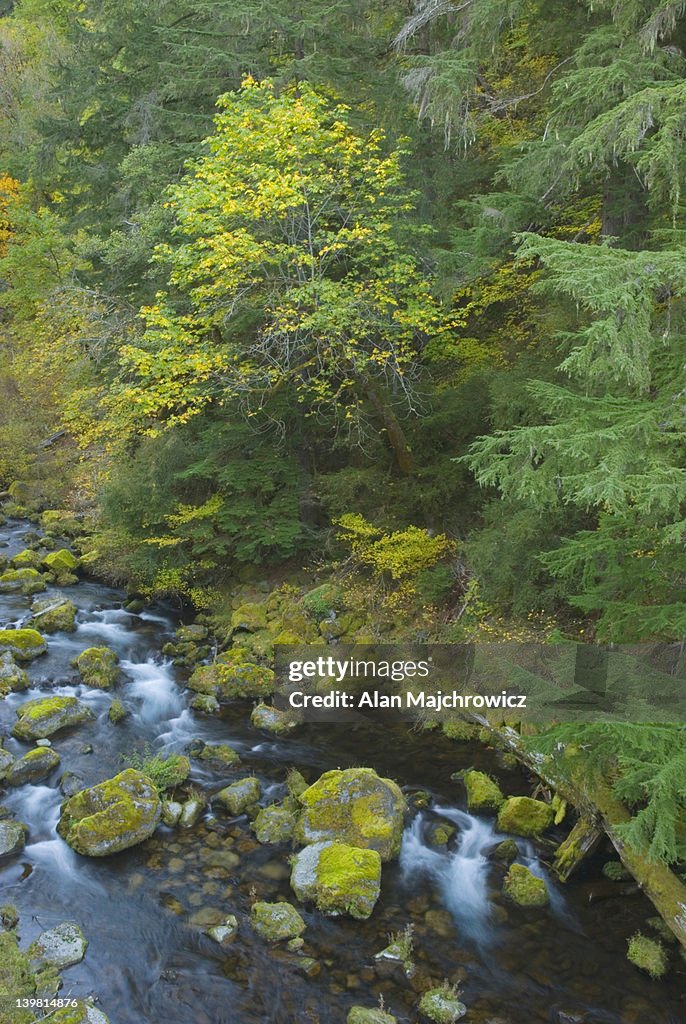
[362,374,413,475]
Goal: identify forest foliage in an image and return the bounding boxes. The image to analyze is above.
[1,1,685,864]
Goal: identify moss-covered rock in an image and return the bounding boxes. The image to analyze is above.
[287,769,309,799]
[231,602,268,632]
[194,742,240,768]
[602,860,632,882]
[176,623,209,642]
[13,696,94,741]
[0,747,15,782]
[0,928,36,1022]
[206,915,239,944]
[626,932,668,978]
[301,584,345,619]
[178,794,206,829]
[28,922,87,970]
[30,597,77,633]
[254,805,297,844]
[426,821,456,847]
[464,770,504,811]
[497,796,554,837]
[347,1009,397,1024]
[0,651,29,695]
[503,863,549,907]
[6,747,60,786]
[291,840,382,919]
[189,649,274,701]
[11,549,44,570]
[108,700,127,724]
[418,986,467,1023]
[0,820,27,860]
[51,1002,110,1024]
[57,769,161,856]
[441,719,478,741]
[73,647,119,689]
[42,549,80,575]
[40,510,82,537]
[490,838,519,863]
[190,693,220,715]
[251,901,306,942]
[250,702,299,734]
[0,568,46,596]
[0,628,47,662]
[215,777,261,815]
[296,768,406,861]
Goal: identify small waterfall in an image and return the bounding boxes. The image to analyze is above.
[123,658,184,725]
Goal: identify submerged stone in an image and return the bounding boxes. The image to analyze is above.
[73,647,119,689]
[497,796,554,838]
[290,840,382,920]
[251,901,305,942]
[6,747,60,786]
[57,769,161,856]
[463,770,504,811]
[206,915,239,944]
[13,696,94,741]
[215,777,261,815]
[0,628,47,661]
[296,768,406,861]
[502,863,549,907]
[179,794,206,829]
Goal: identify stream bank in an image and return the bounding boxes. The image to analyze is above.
[0,516,684,1024]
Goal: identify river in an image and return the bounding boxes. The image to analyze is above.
[0,517,683,1023]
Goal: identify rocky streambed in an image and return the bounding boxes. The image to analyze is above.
[0,516,684,1024]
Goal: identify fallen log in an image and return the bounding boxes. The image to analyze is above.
[552,815,604,882]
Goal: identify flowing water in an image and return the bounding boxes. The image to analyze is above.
[0,518,684,1024]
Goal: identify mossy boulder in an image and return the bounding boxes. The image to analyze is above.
[73,647,119,689]
[0,568,46,596]
[503,863,549,907]
[28,922,87,970]
[189,650,274,701]
[13,696,94,741]
[254,805,297,844]
[347,1010,397,1024]
[296,768,406,861]
[11,549,44,570]
[0,652,29,695]
[426,821,456,847]
[251,901,305,942]
[108,700,127,724]
[30,597,77,634]
[231,602,268,632]
[0,820,27,860]
[418,986,467,1023]
[190,693,220,715]
[40,510,82,538]
[176,623,209,642]
[291,840,382,920]
[0,628,48,661]
[6,747,61,786]
[301,584,345,619]
[464,770,504,811]
[627,932,668,978]
[215,777,261,815]
[250,702,299,734]
[194,742,241,768]
[43,549,80,576]
[490,838,518,863]
[57,769,161,856]
[497,796,554,838]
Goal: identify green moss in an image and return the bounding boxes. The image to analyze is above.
[627,932,668,978]
[347,1008,397,1024]
[441,719,478,741]
[251,901,305,942]
[503,863,549,907]
[314,842,382,919]
[11,549,44,570]
[197,743,240,767]
[57,768,161,856]
[491,838,518,863]
[0,628,47,661]
[418,985,467,1023]
[301,583,345,618]
[108,699,127,724]
[13,696,93,740]
[231,602,268,631]
[253,805,297,844]
[43,549,80,574]
[497,796,554,837]
[30,598,77,633]
[0,569,46,595]
[215,777,261,814]
[122,751,189,792]
[73,647,119,689]
[464,770,504,811]
[602,860,632,882]
[0,930,35,1023]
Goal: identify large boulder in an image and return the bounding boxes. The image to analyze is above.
[0,819,27,860]
[6,747,61,786]
[73,647,119,689]
[42,549,80,576]
[30,597,77,634]
[0,651,29,695]
[497,796,554,838]
[57,769,161,856]
[296,768,406,861]
[0,628,47,661]
[188,649,274,701]
[13,697,94,741]
[11,549,44,570]
[290,840,382,920]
